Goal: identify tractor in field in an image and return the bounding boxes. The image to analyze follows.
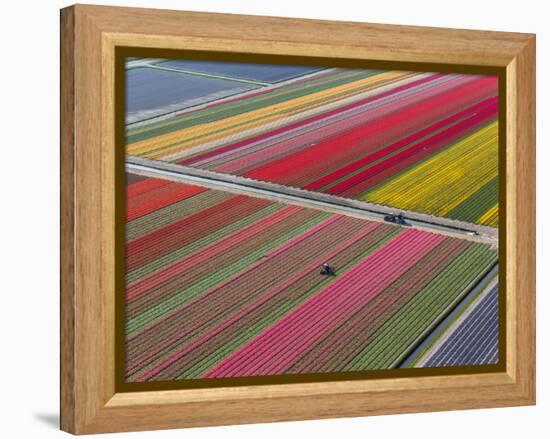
[320,263,336,276]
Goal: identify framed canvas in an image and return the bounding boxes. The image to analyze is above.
[60,4,536,435]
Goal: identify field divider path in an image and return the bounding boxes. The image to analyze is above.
[126,57,271,86]
[147,64,272,87]
[126,156,498,246]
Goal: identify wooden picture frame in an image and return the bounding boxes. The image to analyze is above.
[60,4,536,434]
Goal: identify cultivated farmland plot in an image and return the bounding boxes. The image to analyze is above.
[123,57,500,384]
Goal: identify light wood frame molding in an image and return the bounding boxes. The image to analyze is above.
[60,4,536,434]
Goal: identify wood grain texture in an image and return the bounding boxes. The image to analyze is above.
[60,4,536,434]
[60,6,75,433]
[507,36,536,394]
[82,3,531,66]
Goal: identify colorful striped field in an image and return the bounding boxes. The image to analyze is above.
[124,176,498,382]
[364,122,499,227]
[407,275,499,367]
[126,66,499,227]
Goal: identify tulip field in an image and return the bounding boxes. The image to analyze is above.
[125,177,497,381]
[126,62,499,226]
[123,58,501,383]
[407,275,499,367]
